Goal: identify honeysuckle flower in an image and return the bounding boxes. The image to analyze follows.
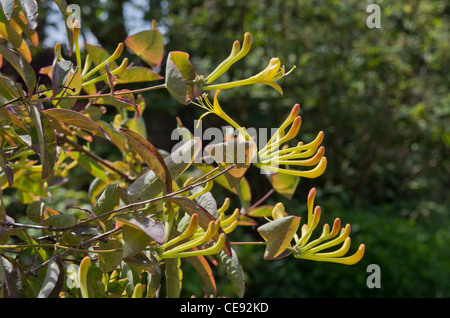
[193,92,326,178]
[202,57,295,95]
[292,188,365,265]
[158,192,239,259]
[255,103,327,178]
[197,32,295,95]
[203,32,252,85]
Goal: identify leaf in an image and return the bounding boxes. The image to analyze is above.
[92,183,120,218]
[120,128,172,193]
[43,214,77,228]
[0,106,27,130]
[125,29,164,68]
[123,252,157,275]
[0,20,32,62]
[26,200,45,223]
[0,0,14,20]
[248,205,274,218]
[37,257,64,298]
[98,239,123,273]
[29,106,58,179]
[186,255,217,297]
[43,108,109,140]
[257,215,301,260]
[128,137,201,202]
[51,60,72,97]
[168,195,232,257]
[217,248,245,298]
[205,140,255,189]
[0,44,36,94]
[0,253,32,297]
[114,66,163,84]
[165,51,195,105]
[0,75,22,100]
[165,258,182,298]
[0,151,13,187]
[268,172,300,200]
[116,216,165,258]
[17,0,38,30]
[192,186,218,218]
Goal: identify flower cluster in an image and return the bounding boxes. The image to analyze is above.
[198,33,295,95]
[292,188,365,265]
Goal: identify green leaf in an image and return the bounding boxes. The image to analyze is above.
[37,257,64,298]
[117,216,166,258]
[217,248,245,298]
[43,108,109,140]
[123,252,157,275]
[248,205,274,218]
[0,0,15,20]
[51,60,72,97]
[0,151,13,187]
[192,186,218,218]
[0,106,27,130]
[98,239,123,273]
[128,137,201,202]
[186,255,217,297]
[165,51,195,105]
[26,200,45,223]
[17,0,38,30]
[0,16,32,62]
[92,183,120,218]
[0,75,21,100]
[120,128,172,193]
[204,140,255,189]
[29,106,58,179]
[125,29,164,68]
[0,44,36,94]
[257,215,300,260]
[268,172,300,200]
[43,214,77,228]
[0,253,32,297]
[165,258,182,298]
[168,195,232,257]
[115,66,163,84]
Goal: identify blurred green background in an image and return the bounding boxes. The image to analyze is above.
[24,0,450,297]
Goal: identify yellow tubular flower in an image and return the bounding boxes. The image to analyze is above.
[256,104,327,178]
[203,57,295,95]
[292,188,365,265]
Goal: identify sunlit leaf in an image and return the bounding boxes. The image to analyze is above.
[43,108,108,140]
[115,66,163,84]
[186,255,217,297]
[165,51,195,105]
[125,29,164,68]
[165,258,182,298]
[257,215,300,259]
[268,172,300,200]
[0,44,36,93]
[120,128,172,193]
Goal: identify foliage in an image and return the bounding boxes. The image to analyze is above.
[0,1,367,298]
